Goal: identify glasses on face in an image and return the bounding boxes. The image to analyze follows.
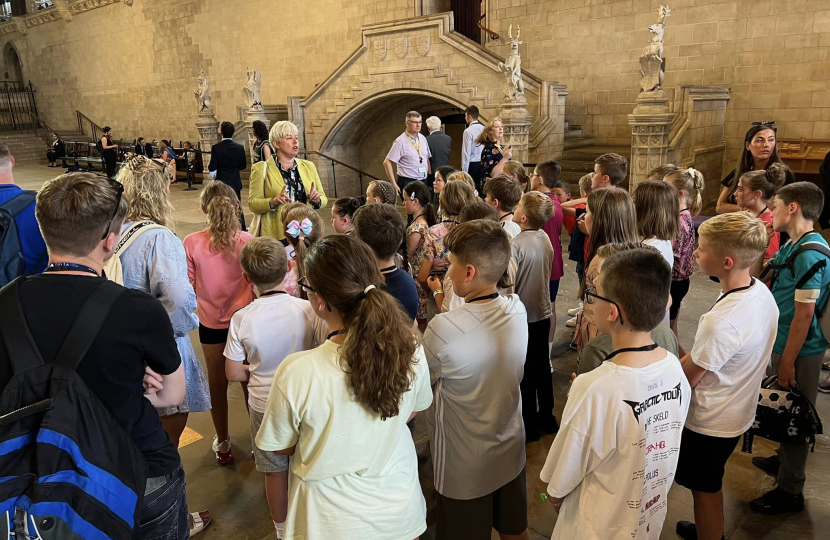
[406,120,422,125]
[102,178,124,241]
[298,276,316,295]
[582,286,624,325]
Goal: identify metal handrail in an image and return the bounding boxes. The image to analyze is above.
[478,14,499,41]
[20,109,57,148]
[75,110,104,143]
[298,150,379,197]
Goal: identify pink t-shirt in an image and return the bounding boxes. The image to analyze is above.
[184,229,255,329]
[541,192,564,281]
[759,209,780,260]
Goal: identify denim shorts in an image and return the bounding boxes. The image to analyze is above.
[136,464,190,540]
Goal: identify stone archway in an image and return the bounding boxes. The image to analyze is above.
[3,42,23,83]
[294,12,568,196]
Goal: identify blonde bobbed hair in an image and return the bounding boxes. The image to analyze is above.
[269,121,300,147]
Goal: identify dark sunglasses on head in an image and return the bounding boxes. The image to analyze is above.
[298,276,316,295]
[581,285,624,325]
[750,121,776,130]
[102,178,124,241]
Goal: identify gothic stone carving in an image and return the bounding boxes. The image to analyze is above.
[497,24,525,101]
[639,5,671,93]
[373,40,387,61]
[244,67,263,110]
[416,35,430,56]
[394,37,408,59]
[195,70,213,114]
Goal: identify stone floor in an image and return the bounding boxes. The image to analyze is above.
[15,165,830,539]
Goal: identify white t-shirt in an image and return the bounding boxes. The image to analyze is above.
[440,258,517,312]
[256,341,432,540]
[501,219,521,239]
[224,293,327,414]
[423,294,528,499]
[541,353,691,540]
[688,281,779,437]
[642,237,674,270]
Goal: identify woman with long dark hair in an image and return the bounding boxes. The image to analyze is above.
[100,126,118,178]
[717,122,795,214]
[255,235,431,539]
[252,120,274,164]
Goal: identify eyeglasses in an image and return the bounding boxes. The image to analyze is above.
[406,120,422,125]
[298,276,316,295]
[751,121,776,130]
[102,178,124,241]
[582,286,624,325]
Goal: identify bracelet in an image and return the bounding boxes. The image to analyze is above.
[432,289,444,297]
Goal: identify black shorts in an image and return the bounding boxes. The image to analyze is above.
[670,278,691,320]
[675,427,740,493]
[436,467,527,538]
[198,323,229,345]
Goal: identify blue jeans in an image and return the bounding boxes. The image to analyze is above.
[136,464,190,540]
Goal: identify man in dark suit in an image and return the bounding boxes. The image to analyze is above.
[208,121,248,230]
[426,116,451,188]
[134,137,153,158]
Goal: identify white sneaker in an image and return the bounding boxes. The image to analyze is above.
[565,316,577,328]
[567,303,583,316]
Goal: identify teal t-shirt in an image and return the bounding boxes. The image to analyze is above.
[770,232,830,356]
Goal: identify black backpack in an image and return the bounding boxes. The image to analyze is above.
[0,278,147,540]
[0,191,37,288]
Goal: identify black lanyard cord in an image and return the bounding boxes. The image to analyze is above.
[327,329,346,341]
[710,278,755,310]
[467,292,500,304]
[604,343,658,362]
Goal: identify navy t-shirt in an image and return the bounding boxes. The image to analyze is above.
[568,207,587,264]
[382,268,419,321]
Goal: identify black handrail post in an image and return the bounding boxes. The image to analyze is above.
[6,83,15,131]
[29,81,39,126]
[331,160,337,198]
[359,173,363,194]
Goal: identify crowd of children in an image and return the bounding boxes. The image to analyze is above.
[11,128,828,540]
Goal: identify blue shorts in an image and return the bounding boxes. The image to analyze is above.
[549,279,560,300]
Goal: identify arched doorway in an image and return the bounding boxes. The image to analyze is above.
[316,90,477,197]
[3,43,22,84]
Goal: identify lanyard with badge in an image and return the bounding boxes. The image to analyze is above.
[406,134,427,178]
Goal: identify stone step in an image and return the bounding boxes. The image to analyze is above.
[559,159,596,172]
[562,145,631,161]
[564,129,583,139]
[563,136,596,150]
[560,170,590,185]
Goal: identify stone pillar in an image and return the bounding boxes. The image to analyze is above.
[196,111,220,154]
[244,107,270,165]
[499,101,532,165]
[627,90,675,191]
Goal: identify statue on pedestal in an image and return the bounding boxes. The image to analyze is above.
[639,5,671,93]
[498,24,525,101]
[243,68,263,110]
[194,70,213,113]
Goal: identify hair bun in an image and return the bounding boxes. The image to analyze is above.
[767,162,788,188]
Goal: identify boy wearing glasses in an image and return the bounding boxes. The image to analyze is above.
[541,247,690,540]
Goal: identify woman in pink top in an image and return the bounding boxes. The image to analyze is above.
[184,181,255,465]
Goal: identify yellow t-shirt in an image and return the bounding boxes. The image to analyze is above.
[256,340,432,540]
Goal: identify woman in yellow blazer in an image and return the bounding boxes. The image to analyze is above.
[249,121,328,240]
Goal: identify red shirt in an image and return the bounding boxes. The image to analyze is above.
[563,212,576,235]
[758,209,780,260]
[541,193,565,281]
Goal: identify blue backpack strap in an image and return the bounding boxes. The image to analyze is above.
[53,280,125,370]
[789,241,830,290]
[0,190,36,217]
[0,277,46,374]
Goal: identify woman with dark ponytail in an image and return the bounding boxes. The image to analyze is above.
[255,235,432,540]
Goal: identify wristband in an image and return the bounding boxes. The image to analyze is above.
[432,289,444,297]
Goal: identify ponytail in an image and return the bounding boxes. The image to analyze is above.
[740,162,788,203]
[199,180,240,253]
[665,167,705,216]
[403,181,438,227]
[305,236,418,420]
[284,205,323,299]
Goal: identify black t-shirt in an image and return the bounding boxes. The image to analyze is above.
[0,274,182,477]
[381,268,419,322]
[568,207,587,264]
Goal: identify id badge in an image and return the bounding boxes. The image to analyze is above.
[418,167,427,174]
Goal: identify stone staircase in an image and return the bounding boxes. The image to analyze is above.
[0,130,89,166]
[559,127,630,190]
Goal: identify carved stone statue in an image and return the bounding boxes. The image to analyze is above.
[243,68,263,110]
[498,24,525,101]
[639,5,671,93]
[194,70,213,113]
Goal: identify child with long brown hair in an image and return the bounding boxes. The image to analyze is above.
[664,167,705,345]
[633,180,679,269]
[255,235,432,540]
[283,205,323,299]
[184,180,255,465]
[734,162,788,272]
[366,179,397,204]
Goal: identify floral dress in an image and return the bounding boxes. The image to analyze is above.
[480,144,505,178]
[672,209,696,282]
[407,219,431,320]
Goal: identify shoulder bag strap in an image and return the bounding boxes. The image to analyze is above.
[53,280,126,370]
[115,221,166,256]
[1,191,37,218]
[0,278,46,374]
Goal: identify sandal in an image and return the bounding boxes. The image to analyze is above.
[212,435,234,465]
[189,510,211,537]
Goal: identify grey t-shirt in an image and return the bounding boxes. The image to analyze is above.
[576,324,679,375]
[511,229,553,323]
[423,294,528,500]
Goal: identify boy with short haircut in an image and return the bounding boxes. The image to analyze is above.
[592,152,628,188]
[224,236,326,540]
[484,175,523,239]
[512,191,556,440]
[530,160,565,353]
[423,219,530,540]
[541,248,691,540]
[750,181,829,515]
[352,203,419,322]
[551,182,574,234]
[673,213,778,540]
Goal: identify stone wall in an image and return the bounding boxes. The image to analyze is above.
[485,0,830,177]
[3,0,414,141]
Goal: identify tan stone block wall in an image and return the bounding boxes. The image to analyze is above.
[5,0,414,142]
[486,0,830,178]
